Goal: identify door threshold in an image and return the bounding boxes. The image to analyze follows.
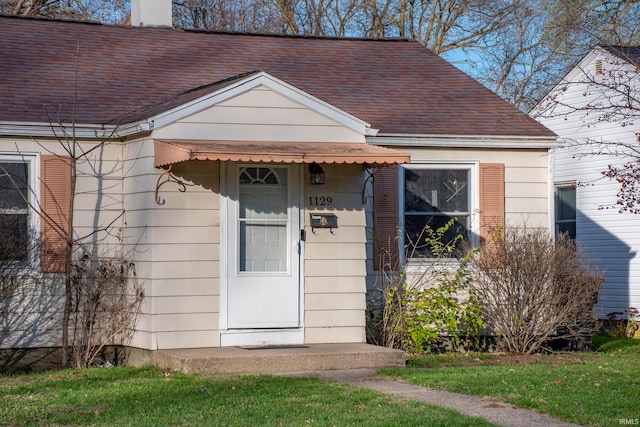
[220,328,304,347]
[240,345,310,350]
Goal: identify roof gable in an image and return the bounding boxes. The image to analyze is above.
[0,14,554,138]
[149,71,374,137]
[532,45,640,119]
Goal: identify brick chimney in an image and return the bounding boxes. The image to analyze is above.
[131,0,172,28]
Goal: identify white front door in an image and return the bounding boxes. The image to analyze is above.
[226,164,301,330]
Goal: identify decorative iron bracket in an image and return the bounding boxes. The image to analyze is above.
[362,165,378,205]
[155,165,194,205]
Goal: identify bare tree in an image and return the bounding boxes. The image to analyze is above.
[0,124,147,368]
[174,0,287,32]
[471,0,640,111]
[294,0,361,36]
[469,0,569,110]
[174,0,517,51]
[1,0,129,22]
[3,0,65,16]
[534,42,640,213]
[0,41,145,367]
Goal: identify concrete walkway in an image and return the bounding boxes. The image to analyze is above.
[302,369,584,427]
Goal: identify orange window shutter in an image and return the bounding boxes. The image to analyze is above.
[373,165,400,270]
[40,155,71,273]
[479,163,505,244]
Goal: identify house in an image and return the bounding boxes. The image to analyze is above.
[0,0,556,368]
[533,45,640,320]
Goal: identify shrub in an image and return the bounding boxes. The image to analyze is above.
[368,220,485,353]
[603,307,640,338]
[70,250,144,368]
[467,227,602,354]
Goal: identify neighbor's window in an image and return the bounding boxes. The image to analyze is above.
[555,185,576,239]
[403,166,471,257]
[0,160,31,262]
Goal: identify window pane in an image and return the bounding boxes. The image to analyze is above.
[239,222,287,272]
[556,187,576,221]
[555,186,576,239]
[405,214,469,257]
[0,162,28,210]
[239,168,288,220]
[405,169,469,213]
[0,161,30,263]
[0,214,28,262]
[238,167,289,272]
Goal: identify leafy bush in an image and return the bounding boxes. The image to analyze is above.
[369,220,485,353]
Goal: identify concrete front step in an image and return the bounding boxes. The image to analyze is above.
[127,343,405,374]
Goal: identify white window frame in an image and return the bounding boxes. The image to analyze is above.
[399,162,479,268]
[0,154,39,267]
[554,182,576,239]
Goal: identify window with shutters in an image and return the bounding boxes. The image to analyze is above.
[401,165,475,258]
[0,157,36,264]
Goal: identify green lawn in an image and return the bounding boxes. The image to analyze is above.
[0,366,495,427]
[380,337,640,427]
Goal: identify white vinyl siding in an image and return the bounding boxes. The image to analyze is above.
[536,49,640,317]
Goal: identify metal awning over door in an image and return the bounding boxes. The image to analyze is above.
[154,139,410,168]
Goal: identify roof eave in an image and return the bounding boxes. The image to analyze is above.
[368,133,561,148]
[0,120,153,139]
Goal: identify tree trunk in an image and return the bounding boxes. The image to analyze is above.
[61,242,72,368]
[61,153,77,368]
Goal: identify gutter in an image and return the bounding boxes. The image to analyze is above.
[368,133,561,149]
[0,120,153,139]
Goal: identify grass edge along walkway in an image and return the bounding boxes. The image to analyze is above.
[341,374,582,427]
[1,365,496,427]
[378,336,640,427]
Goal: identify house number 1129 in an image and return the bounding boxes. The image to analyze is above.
[309,196,333,206]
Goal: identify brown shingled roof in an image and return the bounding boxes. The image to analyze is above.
[0,14,554,137]
[600,45,640,67]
